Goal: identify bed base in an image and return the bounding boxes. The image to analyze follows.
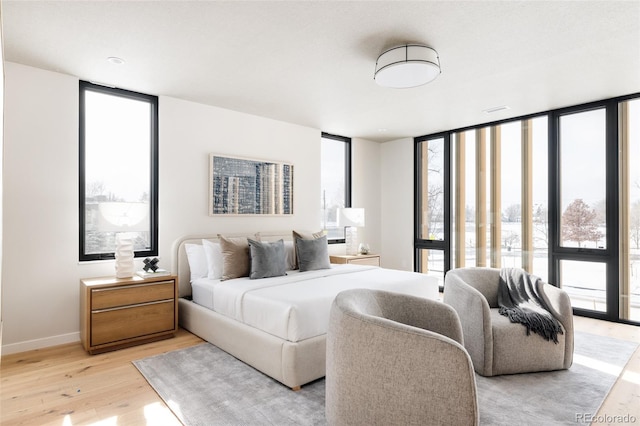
[178,294,326,390]
[175,232,329,389]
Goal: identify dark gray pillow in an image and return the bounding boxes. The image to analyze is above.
[292,230,324,269]
[248,238,287,279]
[295,235,330,272]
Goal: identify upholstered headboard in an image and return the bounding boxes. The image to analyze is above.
[172,231,295,298]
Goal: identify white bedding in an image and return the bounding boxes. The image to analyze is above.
[191,264,439,342]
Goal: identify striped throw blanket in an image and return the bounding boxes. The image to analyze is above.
[498,268,563,343]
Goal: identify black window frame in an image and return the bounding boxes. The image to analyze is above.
[414,92,640,325]
[79,81,159,261]
[414,133,451,287]
[548,100,620,322]
[321,132,352,244]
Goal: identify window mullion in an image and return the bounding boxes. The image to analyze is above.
[490,125,502,268]
[454,132,466,268]
[475,128,487,267]
[521,119,533,271]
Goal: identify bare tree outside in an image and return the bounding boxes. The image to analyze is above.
[503,203,521,222]
[427,183,444,236]
[592,199,606,225]
[503,231,520,250]
[533,204,549,249]
[561,199,604,248]
[425,142,445,239]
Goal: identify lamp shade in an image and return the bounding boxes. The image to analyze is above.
[338,208,365,228]
[374,45,440,89]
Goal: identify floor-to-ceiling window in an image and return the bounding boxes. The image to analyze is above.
[418,117,548,289]
[416,93,639,325]
[415,134,450,287]
[551,105,614,317]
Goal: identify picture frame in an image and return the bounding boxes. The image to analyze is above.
[209,154,294,215]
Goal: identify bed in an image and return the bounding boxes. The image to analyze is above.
[173,232,439,390]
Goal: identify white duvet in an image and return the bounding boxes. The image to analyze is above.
[191,264,439,342]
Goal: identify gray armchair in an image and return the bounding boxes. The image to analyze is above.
[443,267,573,377]
[326,289,478,426]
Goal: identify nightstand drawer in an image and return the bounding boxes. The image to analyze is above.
[92,281,174,310]
[91,300,175,346]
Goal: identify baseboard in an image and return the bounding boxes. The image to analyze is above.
[1,331,80,355]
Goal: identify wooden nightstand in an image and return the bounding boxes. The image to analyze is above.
[330,254,380,266]
[80,274,178,354]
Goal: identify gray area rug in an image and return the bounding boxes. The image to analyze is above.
[133,331,637,426]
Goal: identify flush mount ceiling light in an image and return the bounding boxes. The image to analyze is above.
[374,44,440,89]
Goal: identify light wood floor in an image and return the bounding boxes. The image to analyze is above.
[0,329,203,425]
[1,320,639,426]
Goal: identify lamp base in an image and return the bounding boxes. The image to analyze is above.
[345,227,358,256]
[115,236,135,278]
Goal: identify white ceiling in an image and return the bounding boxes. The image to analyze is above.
[3,1,639,142]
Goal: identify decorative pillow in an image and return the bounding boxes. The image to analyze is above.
[247,238,287,279]
[218,235,251,281]
[292,230,324,269]
[202,239,223,280]
[295,235,330,272]
[255,232,295,270]
[185,243,208,282]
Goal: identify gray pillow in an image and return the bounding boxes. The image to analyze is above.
[248,238,287,279]
[292,230,324,269]
[295,235,330,272]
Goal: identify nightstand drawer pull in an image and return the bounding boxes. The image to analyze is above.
[92,299,173,314]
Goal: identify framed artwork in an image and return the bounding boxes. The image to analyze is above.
[209,154,294,215]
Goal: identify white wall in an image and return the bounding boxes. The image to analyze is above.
[3,62,361,354]
[380,138,415,270]
[3,63,82,352]
[350,137,382,255]
[158,96,323,254]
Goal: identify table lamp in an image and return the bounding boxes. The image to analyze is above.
[338,208,365,256]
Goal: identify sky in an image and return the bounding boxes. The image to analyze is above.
[84,90,151,203]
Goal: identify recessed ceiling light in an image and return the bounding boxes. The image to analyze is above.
[107,56,125,65]
[483,105,510,114]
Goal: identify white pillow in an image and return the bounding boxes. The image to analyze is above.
[185,243,208,282]
[202,239,224,280]
[284,241,296,270]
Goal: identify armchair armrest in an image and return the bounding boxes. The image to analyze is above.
[443,271,494,376]
[538,281,574,368]
[377,292,464,344]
